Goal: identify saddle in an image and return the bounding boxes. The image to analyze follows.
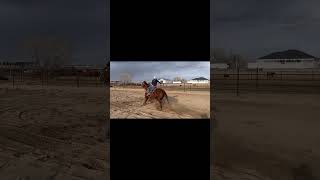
[146,85,157,96]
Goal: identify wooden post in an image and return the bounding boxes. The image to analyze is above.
[184,83,185,92]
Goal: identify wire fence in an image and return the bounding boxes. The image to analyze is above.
[212,70,320,94]
[0,67,107,88]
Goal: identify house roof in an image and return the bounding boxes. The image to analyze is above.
[259,50,316,59]
[192,77,208,80]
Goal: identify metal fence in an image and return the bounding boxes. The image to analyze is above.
[0,67,107,88]
[111,82,210,92]
[212,70,320,94]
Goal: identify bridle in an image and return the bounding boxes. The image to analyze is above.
[142,81,149,90]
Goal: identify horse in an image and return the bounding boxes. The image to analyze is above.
[142,81,169,110]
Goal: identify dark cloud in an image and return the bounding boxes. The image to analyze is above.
[0,0,108,65]
[110,61,210,82]
[212,0,320,59]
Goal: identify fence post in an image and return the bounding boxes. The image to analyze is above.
[256,67,259,93]
[20,67,23,82]
[184,83,185,92]
[9,66,12,79]
[76,73,80,88]
[46,69,49,86]
[12,73,15,88]
[236,65,239,96]
[41,69,44,87]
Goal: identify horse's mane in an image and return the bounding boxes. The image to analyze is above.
[142,81,149,86]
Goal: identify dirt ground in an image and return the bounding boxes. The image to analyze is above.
[110,87,210,119]
[211,92,320,180]
[0,84,109,180]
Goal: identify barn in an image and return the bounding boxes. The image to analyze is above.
[187,77,209,84]
[248,50,320,70]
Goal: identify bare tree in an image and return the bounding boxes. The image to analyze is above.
[211,48,248,69]
[119,72,132,85]
[181,78,187,83]
[20,37,72,70]
[211,48,228,62]
[173,77,182,81]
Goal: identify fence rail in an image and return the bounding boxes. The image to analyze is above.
[212,71,320,94]
[111,83,210,92]
[0,68,106,88]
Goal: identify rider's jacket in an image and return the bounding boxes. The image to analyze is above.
[151,79,161,86]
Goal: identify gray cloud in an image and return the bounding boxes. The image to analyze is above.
[0,0,108,65]
[212,0,320,59]
[110,61,210,82]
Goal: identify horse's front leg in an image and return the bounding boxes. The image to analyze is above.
[143,95,149,106]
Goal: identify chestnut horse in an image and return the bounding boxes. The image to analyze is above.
[142,81,169,110]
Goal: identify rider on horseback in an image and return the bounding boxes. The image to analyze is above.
[151,76,161,87]
[145,77,162,96]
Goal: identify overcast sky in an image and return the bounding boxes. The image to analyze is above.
[4,1,318,63]
[0,0,108,65]
[212,0,320,59]
[110,61,210,82]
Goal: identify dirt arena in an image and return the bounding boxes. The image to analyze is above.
[211,92,320,180]
[110,87,210,119]
[0,84,109,180]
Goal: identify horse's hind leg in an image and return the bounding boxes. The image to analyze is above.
[158,99,162,110]
[143,96,148,106]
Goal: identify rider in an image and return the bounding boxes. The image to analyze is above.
[151,76,161,87]
[145,77,162,96]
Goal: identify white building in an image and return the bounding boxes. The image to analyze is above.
[187,77,209,84]
[211,63,229,69]
[172,81,182,84]
[159,78,172,84]
[248,50,320,70]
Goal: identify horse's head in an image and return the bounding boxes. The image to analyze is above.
[142,81,148,90]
